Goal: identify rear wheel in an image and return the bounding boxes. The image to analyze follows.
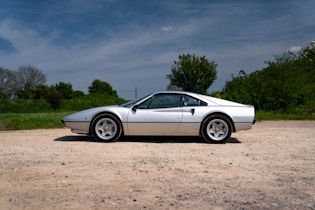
[201,115,232,144]
[91,114,122,142]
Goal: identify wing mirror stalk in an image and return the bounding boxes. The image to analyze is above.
[132,105,139,112]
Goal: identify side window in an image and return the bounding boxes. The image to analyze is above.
[182,95,207,106]
[138,97,152,109]
[140,94,183,109]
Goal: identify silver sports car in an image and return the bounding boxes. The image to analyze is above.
[62,91,255,143]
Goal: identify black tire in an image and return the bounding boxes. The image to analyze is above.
[90,114,122,142]
[201,114,232,144]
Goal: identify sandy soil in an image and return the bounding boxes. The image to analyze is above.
[0,121,314,210]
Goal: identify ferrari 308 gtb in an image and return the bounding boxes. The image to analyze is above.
[62,91,255,143]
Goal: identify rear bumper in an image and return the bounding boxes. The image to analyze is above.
[234,122,253,132]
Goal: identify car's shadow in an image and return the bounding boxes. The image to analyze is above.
[54,135,241,144]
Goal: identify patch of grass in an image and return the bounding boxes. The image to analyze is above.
[0,112,74,130]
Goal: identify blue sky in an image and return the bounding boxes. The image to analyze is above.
[0,0,314,99]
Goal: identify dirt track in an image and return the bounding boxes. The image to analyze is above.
[0,121,314,209]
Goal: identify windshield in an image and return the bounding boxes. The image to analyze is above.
[119,94,152,108]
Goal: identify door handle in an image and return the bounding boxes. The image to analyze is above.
[183,108,195,115]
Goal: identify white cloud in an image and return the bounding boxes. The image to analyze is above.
[0,19,52,67]
[161,26,173,32]
[289,46,301,52]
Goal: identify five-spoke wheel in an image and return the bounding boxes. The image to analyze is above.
[201,114,232,143]
[91,114,122,142]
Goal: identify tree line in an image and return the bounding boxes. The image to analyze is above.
[220,40,315,113]
[166,40,314,114]
[0,66,125,112]
[1,39,314,114]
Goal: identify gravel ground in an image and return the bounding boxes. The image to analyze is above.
[0,121,314,210]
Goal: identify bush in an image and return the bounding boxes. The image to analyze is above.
[59,93,126,111]
[0,99,52,113]
[0,93,126,113]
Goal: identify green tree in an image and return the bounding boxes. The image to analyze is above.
[298,40,315,112]
[73,90,85,98]
[55,82,74,99]
[33,85,50,99]
[221,40,315,113]
[88,79,118,97]
[166,54,217,94]
[30,82,85,110]
[222,70,251,104]
[46,86,62,110]
[300,40,315,61]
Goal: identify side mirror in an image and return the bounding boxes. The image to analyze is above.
[132,104,139,111]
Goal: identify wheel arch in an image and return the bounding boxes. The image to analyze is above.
[199,112,235,135]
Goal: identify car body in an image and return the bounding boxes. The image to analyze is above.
[62,91,255,143]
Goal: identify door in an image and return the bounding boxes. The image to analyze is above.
[126,93,184,135]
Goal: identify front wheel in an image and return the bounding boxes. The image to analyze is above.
[201,115,232,144]
[91,114,122,142]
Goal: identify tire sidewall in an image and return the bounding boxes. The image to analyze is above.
[201,114,232,144]
[91,114,122,142]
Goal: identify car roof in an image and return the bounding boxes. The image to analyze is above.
[153,90,198,95]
